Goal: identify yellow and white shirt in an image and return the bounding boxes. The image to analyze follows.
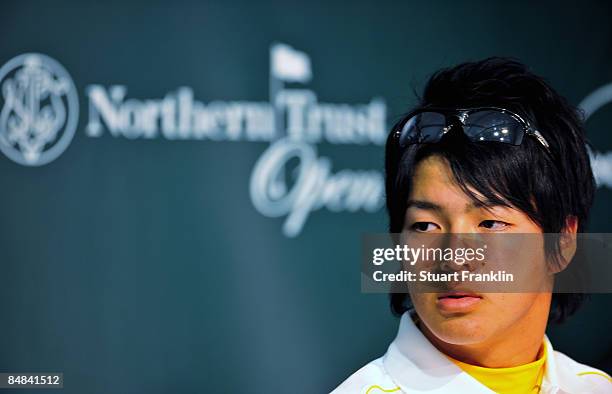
[331,312,611,394]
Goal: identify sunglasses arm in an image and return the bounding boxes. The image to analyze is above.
[529,129,550,150]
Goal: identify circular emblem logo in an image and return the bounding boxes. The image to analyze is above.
[579,81,612,121]
[0,53,78,166]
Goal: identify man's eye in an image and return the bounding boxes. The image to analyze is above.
[410,222,439,232]
[479,220,510,230]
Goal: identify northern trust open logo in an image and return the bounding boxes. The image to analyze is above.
[82,43,387,237]
[0,53,78,166]
[0,44,386,237]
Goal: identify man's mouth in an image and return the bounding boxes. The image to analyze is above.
[436,292,483,312]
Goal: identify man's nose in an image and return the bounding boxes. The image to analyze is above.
[447,217,474,234]
[440,232,483,273]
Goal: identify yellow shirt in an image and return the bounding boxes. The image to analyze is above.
[448,343,547,394]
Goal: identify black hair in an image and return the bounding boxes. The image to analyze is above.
[386,57,596,324]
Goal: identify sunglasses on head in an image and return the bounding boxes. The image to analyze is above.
[394,107,550,151]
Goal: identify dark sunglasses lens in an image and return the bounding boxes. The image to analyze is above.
[463,110,524,145]
[399,112,446,147]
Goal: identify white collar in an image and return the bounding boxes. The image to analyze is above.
[382,312,564,393]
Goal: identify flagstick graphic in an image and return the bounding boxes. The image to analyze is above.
[268,43,313,198]
[269,43,284,139]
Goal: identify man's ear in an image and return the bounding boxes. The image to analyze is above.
[554,215,578,273]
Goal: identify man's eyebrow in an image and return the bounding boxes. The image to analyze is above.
[406,200,442,211]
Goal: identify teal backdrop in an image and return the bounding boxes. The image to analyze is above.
[1,1,611,393]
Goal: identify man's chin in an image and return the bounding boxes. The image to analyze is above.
[427,314,491,345]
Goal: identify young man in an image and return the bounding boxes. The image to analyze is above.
[332,58,611,394]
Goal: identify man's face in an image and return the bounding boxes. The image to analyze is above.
[405,155,552,346]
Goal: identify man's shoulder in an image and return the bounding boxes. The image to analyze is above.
[551,349,611,393]
[330,357,400,394]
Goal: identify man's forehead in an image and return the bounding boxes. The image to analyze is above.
[409,156,509,212]
[411,156,465,199]
[412,155,452,180]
